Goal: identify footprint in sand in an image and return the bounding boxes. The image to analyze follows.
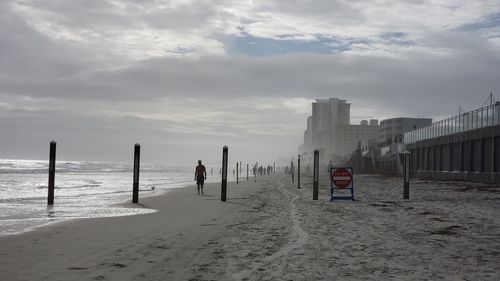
[67,266,89,271]
[108,262,127,268]
[233,182,309,280]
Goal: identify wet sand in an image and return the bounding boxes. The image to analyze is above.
[0,174,499,280]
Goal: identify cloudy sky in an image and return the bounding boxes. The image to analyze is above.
[1,0,500,166]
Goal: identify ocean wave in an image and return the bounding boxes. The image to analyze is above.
[0,196,45,203]
[0,159,194,175]
[0,159,195,235]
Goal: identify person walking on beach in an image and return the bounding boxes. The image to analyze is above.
[195,160,207,195]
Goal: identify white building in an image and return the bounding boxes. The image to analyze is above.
[379,118,432,146]
[336,119,380,157]
[299,98,351,161]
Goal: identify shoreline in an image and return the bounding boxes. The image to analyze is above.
[0,158,230,237]
[0,174,228,236]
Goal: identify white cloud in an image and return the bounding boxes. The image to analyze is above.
[7,0,500,63]
[283,98,314,114]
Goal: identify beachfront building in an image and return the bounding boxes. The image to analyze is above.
[379,117,432,146]
[336,119,380,157]
[301,116,313,153]
[299,98,381,160]
[299,98,351,161]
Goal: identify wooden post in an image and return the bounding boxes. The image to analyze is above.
[460,139,464,173]
[246,163,249,181]
[403,151,410,199]
[313,149,319,200]
[132,143,140,203]
[221,146,228,201]
[298,155,301,189]
[47,141,56,205]
[492,127,495,183]
[236,162,239,184]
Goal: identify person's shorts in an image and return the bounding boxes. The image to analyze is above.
[197,175,205,185]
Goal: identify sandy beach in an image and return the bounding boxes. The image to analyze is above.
[0,173,499,281]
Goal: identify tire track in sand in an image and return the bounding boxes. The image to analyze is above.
[233,181,309,280]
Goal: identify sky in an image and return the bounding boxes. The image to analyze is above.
[1,0,500,167]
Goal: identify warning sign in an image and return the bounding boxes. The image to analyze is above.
[330,167,354,201]
[331,167,353,189]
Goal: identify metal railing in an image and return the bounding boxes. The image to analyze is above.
[404,103,500,144]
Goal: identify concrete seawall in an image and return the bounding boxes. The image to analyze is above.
[407,124,500,183]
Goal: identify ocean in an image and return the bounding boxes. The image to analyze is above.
[0,159,219,235]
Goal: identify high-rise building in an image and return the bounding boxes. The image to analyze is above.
[299,98,351,160]
[312,98,350,158]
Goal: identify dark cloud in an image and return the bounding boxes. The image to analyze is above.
[139,0,219,30]
[255,0,363,22]
[14,0,136,30]
[0,0,109,85]
[0,103,300,165]
[17,0,220,31]
[2,34,499,115]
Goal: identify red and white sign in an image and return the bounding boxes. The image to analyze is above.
[331,167,353,188]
